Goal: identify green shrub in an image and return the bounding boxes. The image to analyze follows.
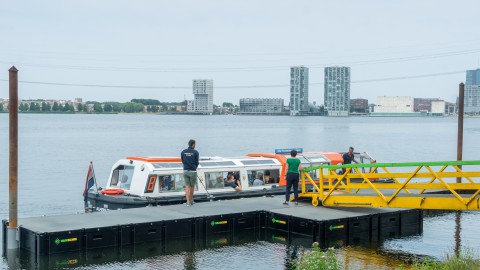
[411,257,443,270]
[293,243,342,270]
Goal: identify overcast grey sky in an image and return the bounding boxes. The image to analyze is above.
[1,0,479,104]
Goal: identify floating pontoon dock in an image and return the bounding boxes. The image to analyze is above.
[2,196,422,258]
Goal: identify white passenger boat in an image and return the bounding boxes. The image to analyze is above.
[85,149,375,210]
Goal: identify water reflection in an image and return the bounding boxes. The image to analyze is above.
[10,225,426,270]
[382,210,480,262]
[4,205,478,269]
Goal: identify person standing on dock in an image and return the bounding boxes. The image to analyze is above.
[284,149,303,206]
[342,146,358,174]
[181,139,199,206]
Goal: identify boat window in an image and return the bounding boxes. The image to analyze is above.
[264,170,280,185]
[240,160,276,165]
[200,161,236,167]
[247,169,280,186]
[297,156,310,164]
[110,169,119,186]
[358,156,375,173]
[307,169,319,180]
[304,156,328,163]
[110,165,134,190]
[157,174,193,192]
[205,171,241,189]
[152,162,183,169]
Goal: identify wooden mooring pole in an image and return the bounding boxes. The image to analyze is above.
[457,83,464,184]
[7,66,19,249]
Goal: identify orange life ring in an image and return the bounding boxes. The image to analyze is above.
[101,188,125,195]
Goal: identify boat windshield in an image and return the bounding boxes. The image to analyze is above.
[110,165,134,190]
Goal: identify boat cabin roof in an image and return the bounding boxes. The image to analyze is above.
[246,151,343,165]
[124,156,281,171]
[126,156,181,163]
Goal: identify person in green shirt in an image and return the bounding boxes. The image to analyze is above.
[284,149,303,205]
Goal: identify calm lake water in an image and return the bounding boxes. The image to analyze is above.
[0,114,480,269]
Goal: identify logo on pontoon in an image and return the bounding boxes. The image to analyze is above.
[56,259,78,266]
[271,235,287,242]
[271,218,287,225]
[54,237,78,245]
[210,238,228,245]
[210,220,228,227]
[329,225,345,231]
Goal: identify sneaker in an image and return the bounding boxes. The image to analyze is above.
[185,201,191,207]
[283,201,289,205]
[295,202,299,206]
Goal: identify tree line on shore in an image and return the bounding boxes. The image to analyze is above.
[0,99,188,113]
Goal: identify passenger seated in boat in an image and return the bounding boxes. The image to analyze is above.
[161,175,173,190]
[264,171,274,184]
[253,173,264,186]
[118,175,129,189]
[224,173,242,191]
[214,176,224,188]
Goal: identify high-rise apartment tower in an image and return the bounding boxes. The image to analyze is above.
[465,69,480,114]
[191,79,213,113]
[289,66,309,116]
[324,66,351,116]
[466,69,480,85]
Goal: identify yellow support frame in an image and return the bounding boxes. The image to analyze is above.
[299,160,480,210]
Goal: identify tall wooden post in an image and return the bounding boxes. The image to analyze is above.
[7,66,18,249]
[454,211,462,257]
[457,83,464,183]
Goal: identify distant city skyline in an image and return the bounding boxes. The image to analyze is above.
[0,1,479,104]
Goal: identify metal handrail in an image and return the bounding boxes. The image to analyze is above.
[298,160,480,210]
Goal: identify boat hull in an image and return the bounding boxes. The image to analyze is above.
[87,186,286,210]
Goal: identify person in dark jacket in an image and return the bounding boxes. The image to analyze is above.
[341,146,358,174]
[181,139,199,206]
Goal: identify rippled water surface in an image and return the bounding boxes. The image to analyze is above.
[1,114,479,269]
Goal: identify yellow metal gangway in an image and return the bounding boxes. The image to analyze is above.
[299,160,480,210]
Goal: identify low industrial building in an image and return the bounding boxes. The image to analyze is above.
[372,96,416,116]
[372,96,449,116]
[239,98,285,115]
[350,98,369,114]
[414,98,442,112]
